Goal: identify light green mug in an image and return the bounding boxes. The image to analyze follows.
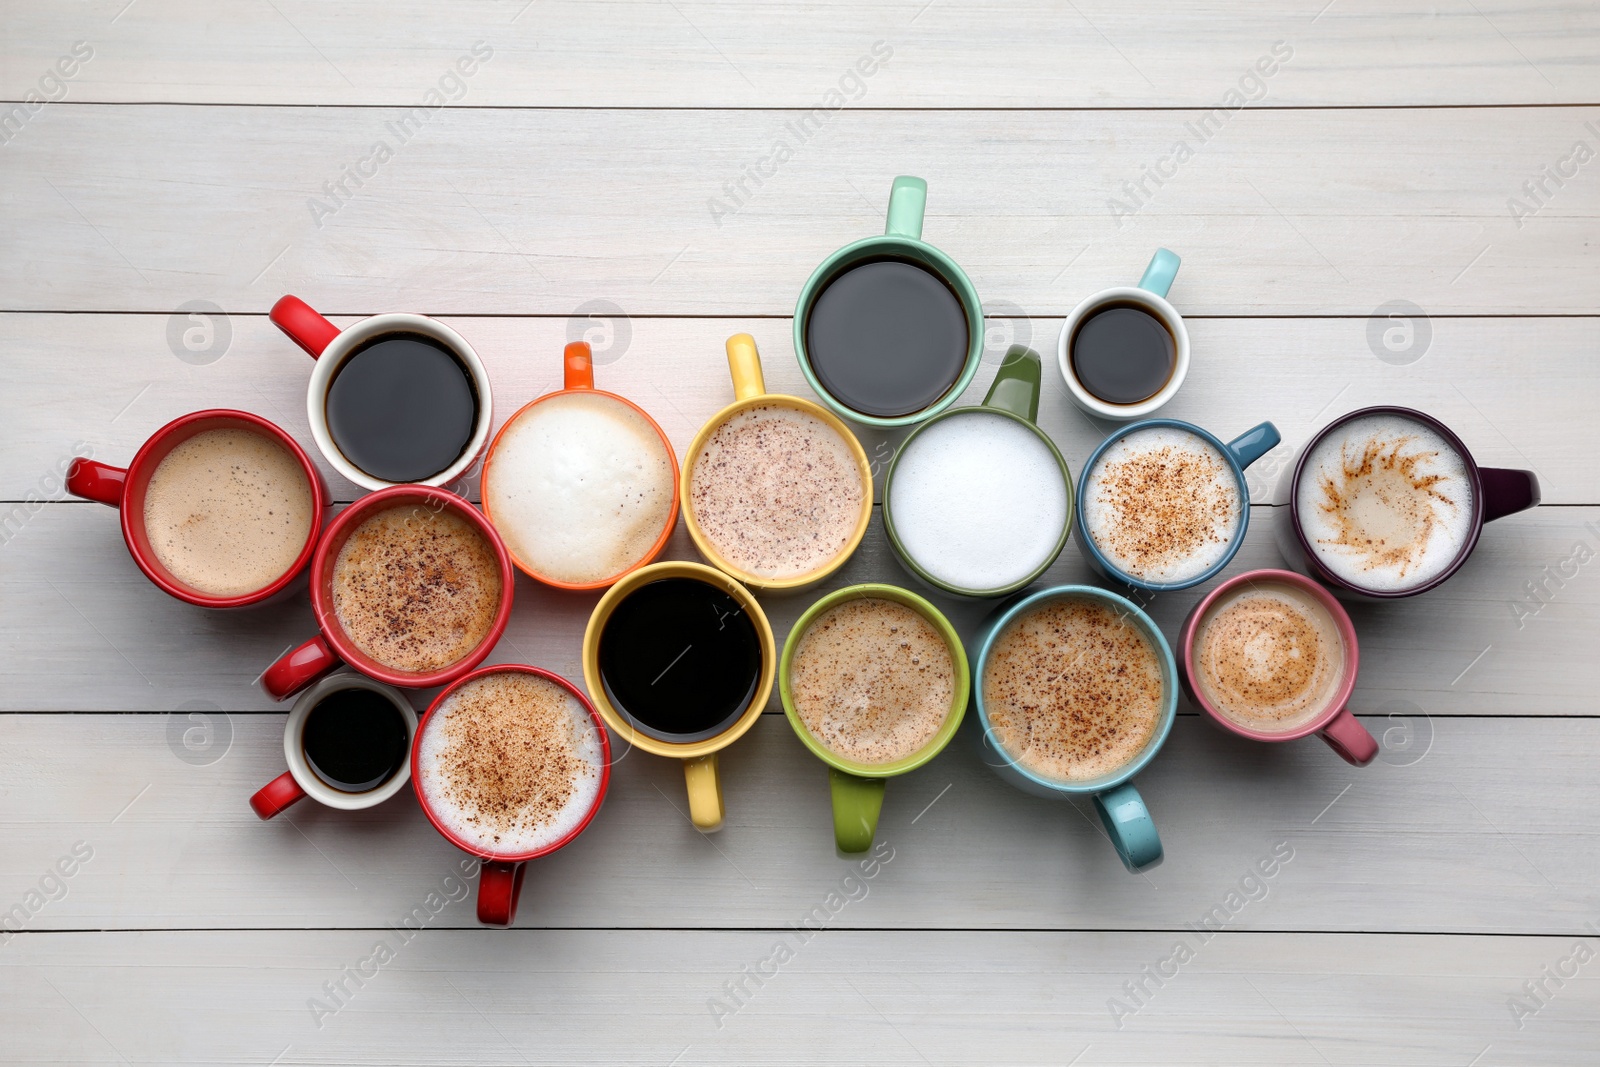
[779,584,970,854]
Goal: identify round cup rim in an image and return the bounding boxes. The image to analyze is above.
[1056,286,1191,421]
[283,672,418,810]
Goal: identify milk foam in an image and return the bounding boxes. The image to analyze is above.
[1082,426,1241,584]
[1296,413,1474,592]
[484,392,675,585]
[888,411,1068,591]
[1195,581,1345,733]
[417,672,605,857]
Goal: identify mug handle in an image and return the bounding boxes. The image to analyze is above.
[66,459,127,508]
[1480,467,1541,523]
[1225,422,1281,470]
[1093,782,1164,872]
[1137,248,1181,298]
[1318,707,1379,766]
[885,175,927,240]
[684,754,725,833]
[249,770,306,820]
[261,635,342,702]
[270,295,342,359]
[983,345,1041,423]
[477,860,528,926]
[829,768,886,855]
[725,333,766,402]
[564,341,595,390]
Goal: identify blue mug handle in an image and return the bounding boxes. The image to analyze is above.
[1137,248,1181,298]
[1225,421,1281,469]
[1094,782,1163,872]
[886,176,927,240]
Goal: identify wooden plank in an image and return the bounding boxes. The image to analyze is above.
[4,107,1597,315]
[3,929,1596,1064]
[1,713,1595,932]
[4,1,1598,107]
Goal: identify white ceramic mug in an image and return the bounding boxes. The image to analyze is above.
[1056,248,1190,421]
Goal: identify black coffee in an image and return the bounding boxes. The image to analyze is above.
[804,257,969,418]
[597,577,763,743]
[326,332,478,483]
[1070,303,1175,405]
[302,687,410,793]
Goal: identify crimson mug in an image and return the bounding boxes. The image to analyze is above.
[67,409,328,608]
[260,485,515,701]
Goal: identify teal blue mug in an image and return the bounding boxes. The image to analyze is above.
[971,585,1177,872]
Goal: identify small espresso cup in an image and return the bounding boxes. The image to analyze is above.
[260,485,515,701]
[250,673,417,819]
[411,665,611,927]
[67,409,329,609]
[481,340,680,590]
[794,175,985,428]
[582,561,776,833]
[1178,569,1378,765]
[780,584,971,854]
[681,334,873,593]
[882,345,1073,598]
[1277,406,1541,599]
[1057,248,1189,420]
[972,585,1177,873]
[270,295,494,492]
[1077,417,1280,592]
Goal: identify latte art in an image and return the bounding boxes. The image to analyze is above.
[1194,582,1345,733]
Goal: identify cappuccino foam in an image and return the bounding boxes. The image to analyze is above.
[1296,413,1474,592]
[688,403,865,580]
[790,597,956,765]
[1195,582,1346,733]
[142,428,314,597]
[983,597,1165,783]
[1083,426,1242,584]
[888,411,1068,591]
[484,391,675,585]
[417,672,604,857]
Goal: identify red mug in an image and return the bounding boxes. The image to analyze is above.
[1178,568,1379,766]
[412,665,611,926]
[260,485,515,701]
[66,409,329,609]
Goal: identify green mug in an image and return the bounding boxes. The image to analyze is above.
[779,584,971,853]
[793,175,985,428]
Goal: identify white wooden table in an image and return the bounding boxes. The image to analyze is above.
[3,2,1598,1063]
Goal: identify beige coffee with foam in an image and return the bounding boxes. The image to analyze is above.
[688,404,865,581]
[142,428,314,597]
[789,597,955,765]
[1194,581,1346,733]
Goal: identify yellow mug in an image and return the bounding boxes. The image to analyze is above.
[680,334,874,593]
[581,560,776,832]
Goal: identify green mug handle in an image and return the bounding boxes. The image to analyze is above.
[1137,248,1181,298]
[829,768,886,854]
[983,345,1042,422]
[885,176,927,240]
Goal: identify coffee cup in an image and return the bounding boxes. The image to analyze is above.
[1057,249,1189,420]
[412,665,611,926]
[260,485,515,701]
[250,673,417,819]
[972,585,1177,873]
[1077,417,1280,592]
[780,584,970,853]
[581,561,776,833]
[681,334,873,593]
[67,409,328,609]
[794,176,984,428]
[1277,406,1540,599]
[1177,569,1377,765]
[271,295,494,492]
[882,345,1073,598]
[481,341,679,590]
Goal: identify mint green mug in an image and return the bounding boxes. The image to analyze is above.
[793,176,984,428]
[780,584,971,853]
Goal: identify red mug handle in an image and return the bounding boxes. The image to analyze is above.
[67,459,127,508]
[250,770,306,820]
[563,341,594,390]
[261,635,341,701]
[478,860,528,926]
[270,295,342,359]
[1318,706,1379,766]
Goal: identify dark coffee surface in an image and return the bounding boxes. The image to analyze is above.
[326,332,478,482]
[1070,303,1175,405]
[302,688,410,793]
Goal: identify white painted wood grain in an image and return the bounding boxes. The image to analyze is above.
[4,107,1596,315]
